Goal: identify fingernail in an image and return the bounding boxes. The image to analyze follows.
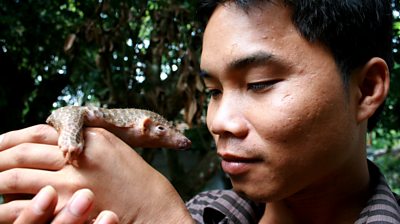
[33,186,55,215]
[94,212,118,224]
[0,134,4,144]
[93,213,106,224]
[68,189,94,217]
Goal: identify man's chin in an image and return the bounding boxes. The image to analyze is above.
[231,184,278,203]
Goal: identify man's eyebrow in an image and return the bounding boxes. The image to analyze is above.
[228,51,277,70]
[199,51,284,78]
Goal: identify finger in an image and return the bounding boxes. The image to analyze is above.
[93,211,120,224]
[0,199,30,223]
[0,143,65,171]
[51,189,95,224]
[0,168,59,195]
[13,185,58,224]
[0,124,58,152]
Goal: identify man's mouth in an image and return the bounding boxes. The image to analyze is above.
[219,153,261,175]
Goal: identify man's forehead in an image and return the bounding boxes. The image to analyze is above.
[201,1,294,49]
[200,2,296,73]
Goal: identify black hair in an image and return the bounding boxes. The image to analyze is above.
[199,0,393,130]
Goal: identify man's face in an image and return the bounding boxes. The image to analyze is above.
[201,3,362,202]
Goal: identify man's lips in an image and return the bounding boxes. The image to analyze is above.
[218,153,261,175]
[220,155,258,162]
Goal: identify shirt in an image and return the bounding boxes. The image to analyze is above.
[186,161,400,224]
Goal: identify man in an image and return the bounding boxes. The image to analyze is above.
[0,0,399,223]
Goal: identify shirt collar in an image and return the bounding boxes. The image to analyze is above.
[203,190,264,224]
[355,160,400,223]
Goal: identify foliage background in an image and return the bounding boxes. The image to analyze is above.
[0,0,399,199]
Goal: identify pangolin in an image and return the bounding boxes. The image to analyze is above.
[46,106,191,165]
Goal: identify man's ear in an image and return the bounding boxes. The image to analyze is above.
[355,57,390,124]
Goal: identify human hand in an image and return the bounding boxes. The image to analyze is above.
[13,185,119,224]
[0,125,193,223]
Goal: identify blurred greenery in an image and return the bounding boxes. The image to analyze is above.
[0,0,399,198]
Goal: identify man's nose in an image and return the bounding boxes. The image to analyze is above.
[208,95,249,138]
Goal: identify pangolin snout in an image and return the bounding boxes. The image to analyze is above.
[178,137,192,150]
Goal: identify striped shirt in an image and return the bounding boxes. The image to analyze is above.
[186,161,400,224]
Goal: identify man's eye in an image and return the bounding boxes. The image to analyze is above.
[205,89,222,99]
[247,80,281,92]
